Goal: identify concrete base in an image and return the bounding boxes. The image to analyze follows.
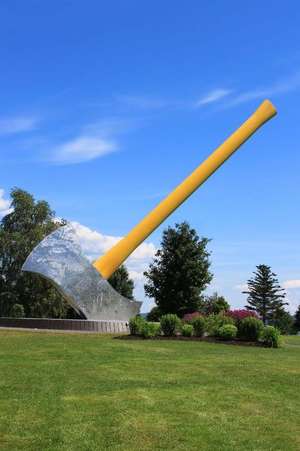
[0,317,129,333]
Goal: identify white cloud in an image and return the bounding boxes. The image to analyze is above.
[285,290,300,314]
[234,283,248,291]
[0,189,12,218]
[0,116,38,135]
[51,136,117,164]
[227,71,300,106]
[196,89,232,106]
[48,117,137,165]
[71,221,157,310]
[282,279,300,289]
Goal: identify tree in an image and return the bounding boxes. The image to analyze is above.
[270,309,295,335]
[294,305,300,332]
[144,222,213,317]
[147,306,162,322]
[243,264,287,324]
[200,292,230,315]
[108,265,134,299]
[0,188,74,318]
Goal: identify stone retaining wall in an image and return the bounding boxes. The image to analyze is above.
[0,317,129,333]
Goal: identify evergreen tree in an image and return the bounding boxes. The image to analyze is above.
[144,222,212,317]
[108,265,134,299]
[0,188,74,318]
[243,264,287,324]
[294,305,300,332]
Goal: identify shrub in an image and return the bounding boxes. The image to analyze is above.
[129,316,146,335]
[226,309,259,325]
[160,314,181,336]
[205,313,234,337]
[239,317,264,341]
[183,311,201,323]
[192,316,206,337]
[181,324,194,337]
[141,322,161,339]
[217,324,237,341]
[260,326,281,348]
[10,304,25,318]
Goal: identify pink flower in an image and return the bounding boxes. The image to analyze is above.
[226,309,259,321]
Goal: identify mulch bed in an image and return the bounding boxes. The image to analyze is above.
[115,335,264,347]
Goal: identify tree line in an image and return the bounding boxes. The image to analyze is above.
[0,188,299,333]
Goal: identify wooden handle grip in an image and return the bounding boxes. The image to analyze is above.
[94,99,277,279]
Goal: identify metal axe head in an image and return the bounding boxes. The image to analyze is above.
[22,224,141,321]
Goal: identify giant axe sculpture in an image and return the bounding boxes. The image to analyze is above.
[23,100,277,321]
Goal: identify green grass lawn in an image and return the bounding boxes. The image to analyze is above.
[0,331,299,451]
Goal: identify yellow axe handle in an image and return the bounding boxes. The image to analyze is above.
[94,99,277,279]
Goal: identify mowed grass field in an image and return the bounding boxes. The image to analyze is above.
[0,331,299,451]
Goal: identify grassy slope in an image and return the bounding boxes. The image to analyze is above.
[0,331,299,451]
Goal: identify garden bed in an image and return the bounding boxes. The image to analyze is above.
[116,334,265,346]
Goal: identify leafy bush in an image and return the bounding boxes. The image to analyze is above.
[217,324,237,341]
[192,316,206,337]
[160,314,181,336]
[260,326,281,348]
[239,316,264,341]
[183,311,201,322]
[141,322,161,338]
[205,313,234,337]
[10,304,25,318]
[129,316,146,335]
[181,324,194,337]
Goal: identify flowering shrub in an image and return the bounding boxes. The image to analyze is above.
[226,309,259,323]
[183,312,201,322]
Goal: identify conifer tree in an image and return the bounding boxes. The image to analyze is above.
[243,264,287,324]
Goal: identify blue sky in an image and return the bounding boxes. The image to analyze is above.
[1,1,300,312]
